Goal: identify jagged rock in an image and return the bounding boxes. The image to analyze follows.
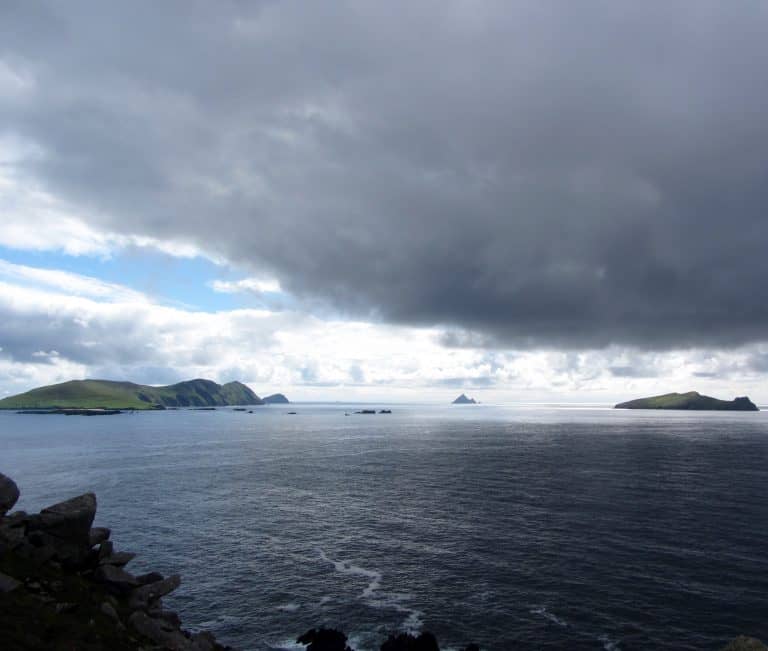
[190,631,218,651]
[129,574,182,610]
[98,540,114,560]
[101,601,120,621]
[128,610,191,650]
[55,601,79,614]
[0,519,26,551]
[99,550,136,567]
[297,628,353,651]
[722,637,768,651]
[148,608,182,629]
[136,571,164,585]
[94,563,139,590]
[89,526,111,546]
[35,492,97,543]
[0,472,20,516]
[0,570,22,593]
[380,632,440,651]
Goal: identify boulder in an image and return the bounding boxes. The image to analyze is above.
[94,564,139,590]
[380,632,440,651]
[190,631,218,651]
[0,570,21,593]
[34,492,97,543]
[98,540,114,560]
[135,571,164,585]
[0,472,20,516]
[89,526,111,546]
[129,574,181,610]
[100,601,120,621]
[128,610,191,650]
[297,628,353,651]
[99,550,136,567]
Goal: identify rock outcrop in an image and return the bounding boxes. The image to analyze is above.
[0,473,20,516]
[0,472,230,650]
[296,629,480,651]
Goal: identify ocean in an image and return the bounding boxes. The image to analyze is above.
[1,404,767,650]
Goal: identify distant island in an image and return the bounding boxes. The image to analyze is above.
[452,393,477,404]
[615,391,759,411]
[0,378,287,410]
[263,393,290,404]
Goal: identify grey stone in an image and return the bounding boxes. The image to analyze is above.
[99,550,136,567]
[35,492,97,543]
[129,574,181,610]
[147,608,181,629]
[88,526,110,546]
[100,601,120,621]
[94,564,139,590]
[135,571,164,585]
[0,571,21,593]
[98,540,114,560]
[190,631,217,651]
[128,611,192,650]
[0,521,25,550]
[0,473,20,516]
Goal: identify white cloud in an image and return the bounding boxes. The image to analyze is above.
[1,262,767,403]
[209,277,283,294]
[0,135,213,261]
[0,259,147,303]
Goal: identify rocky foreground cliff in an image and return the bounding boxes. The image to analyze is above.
[1,472,765,650]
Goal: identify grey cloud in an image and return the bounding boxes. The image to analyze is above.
[3,2,768,349]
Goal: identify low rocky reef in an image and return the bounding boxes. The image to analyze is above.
[2,472,766,650]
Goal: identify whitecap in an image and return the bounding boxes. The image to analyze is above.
[598,633,621,650]
[318,549,424,633]
[530,605,568,627]
[276,602,300,612]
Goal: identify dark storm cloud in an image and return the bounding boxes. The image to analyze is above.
[3,1,768,349]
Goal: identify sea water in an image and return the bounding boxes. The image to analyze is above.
[1,404,767,650]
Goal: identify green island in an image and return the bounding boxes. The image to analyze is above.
[614,391,759,411]
[0,379,275,411]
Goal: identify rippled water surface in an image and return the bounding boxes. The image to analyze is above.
[2,404,768,650]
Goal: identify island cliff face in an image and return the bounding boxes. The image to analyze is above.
[0,378,265,410]
[615,392,758,411]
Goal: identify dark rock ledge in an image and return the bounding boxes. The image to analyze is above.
[0,471,229,650]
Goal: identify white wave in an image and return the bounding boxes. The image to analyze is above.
[269,638,305,650]
[276,602,300,612]
[530,605,568,627]
[598,633,621,650]
[318,549,424,633]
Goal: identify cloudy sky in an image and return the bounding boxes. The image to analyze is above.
[1,1,767,403]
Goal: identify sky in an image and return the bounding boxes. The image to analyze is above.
[1,1,768,403]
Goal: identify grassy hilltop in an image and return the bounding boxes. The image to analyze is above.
[0,378,263,410]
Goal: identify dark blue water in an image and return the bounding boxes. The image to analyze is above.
[2,404,768,650]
